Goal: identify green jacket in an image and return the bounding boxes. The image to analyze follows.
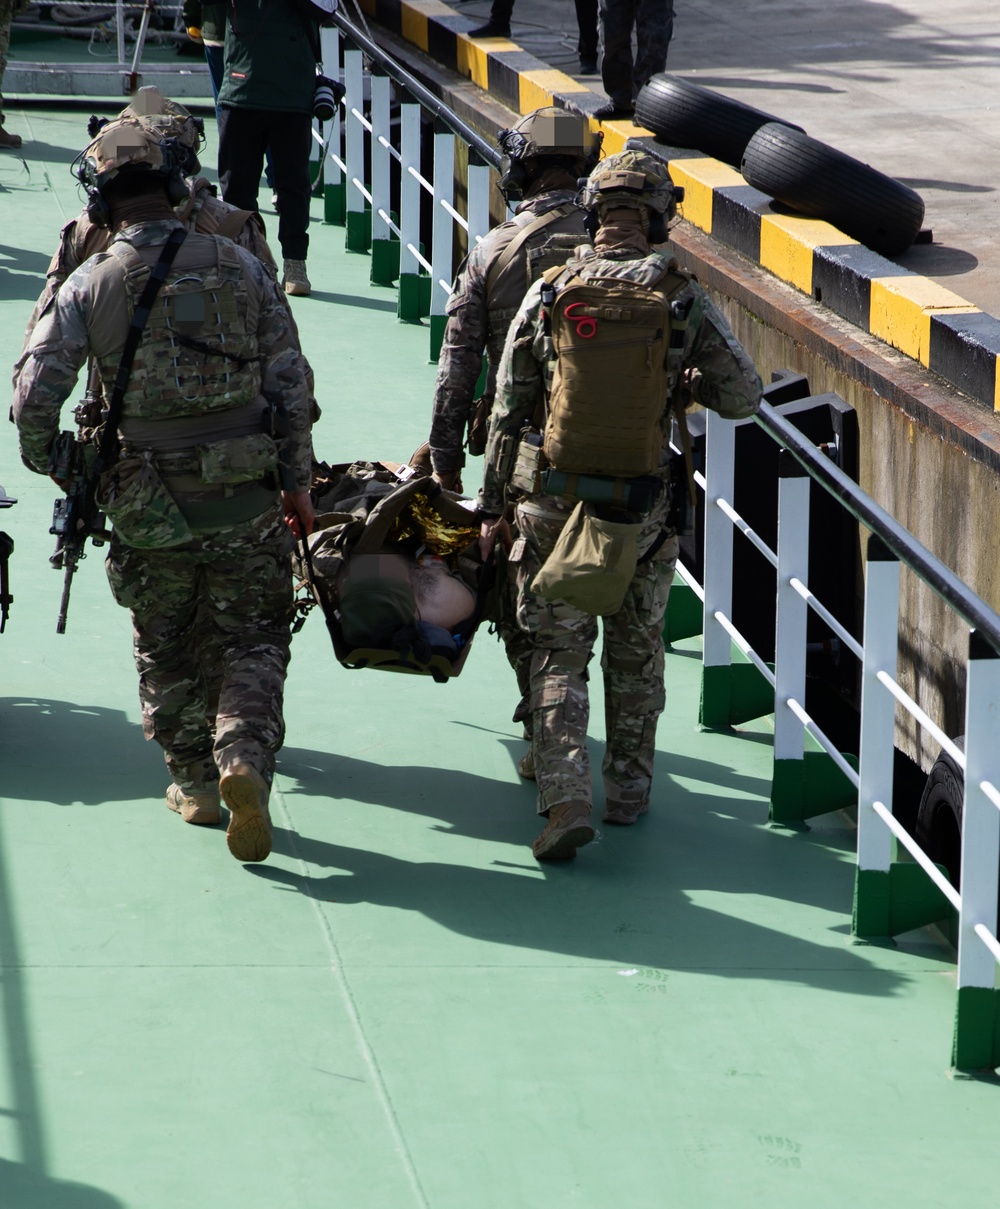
[218,0,318,114]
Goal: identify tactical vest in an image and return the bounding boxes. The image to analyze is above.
[98,233,262,418]
[91,233,278,541]
[541,261,690,480]
[483,202,589,380]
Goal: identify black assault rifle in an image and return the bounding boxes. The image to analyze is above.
[47,373,112,632]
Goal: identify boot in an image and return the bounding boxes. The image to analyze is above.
[603,799,649,826]
[468,20,510,37]
[219,763,273,862]
[518,748,536,780]
[532,800,595,862]
[282,258,311,297]
[166,783,222,826]
[0,125,23,150]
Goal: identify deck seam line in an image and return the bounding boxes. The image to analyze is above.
[273,779,432,1209]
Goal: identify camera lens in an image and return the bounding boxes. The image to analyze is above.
[313,77,338,123]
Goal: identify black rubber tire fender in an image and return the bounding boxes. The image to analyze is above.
[634,74,803,169]
[915,737,965,889]
[741,122,925,257]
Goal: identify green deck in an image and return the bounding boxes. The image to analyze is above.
[1,106,998,1209]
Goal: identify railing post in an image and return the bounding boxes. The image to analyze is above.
[397,95,424,323]
[699,410,735,726]
[429,119,455,363]
[320,26,344,225]
[852,536,901,935]
[467,148,491,251]
[369,69,398,284]
[769,451,810,823]
[953,630,1000,1071]
[344,47,369,253]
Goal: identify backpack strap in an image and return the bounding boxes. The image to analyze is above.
[485,203,578,297]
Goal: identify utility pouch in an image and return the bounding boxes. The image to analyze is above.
[466,396,490,457]
[532,500,640,617]
[97,451,194,549]
[540,468,661,513]
[510,432,546,495]
[197,432,279,485]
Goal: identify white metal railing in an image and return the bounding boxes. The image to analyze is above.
[687,399,1000,1071]
[316,16,501,360]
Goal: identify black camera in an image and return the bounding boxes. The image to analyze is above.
[313,75,345,123]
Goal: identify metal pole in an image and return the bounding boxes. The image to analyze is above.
[430,121,455,362]
[370,70,395,284]
[398,98,424,322]
[320,26,344,225]
[344,48,369,253]
[700,410,736,726]
[466,149,492,251]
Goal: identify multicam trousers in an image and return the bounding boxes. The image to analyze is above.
[510,492,678,815]
[105,506,295,793]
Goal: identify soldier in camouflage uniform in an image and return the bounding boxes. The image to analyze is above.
[13,115,315,864]
[427,107,600,738]
[25,88,278,342]
[595,0,675,120]
[478,150,761,861]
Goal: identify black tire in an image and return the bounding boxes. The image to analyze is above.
[916,738,965,888]
[741,122,925,257]
[634,74,803,168]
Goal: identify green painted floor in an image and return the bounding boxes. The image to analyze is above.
[1,107,998,1209]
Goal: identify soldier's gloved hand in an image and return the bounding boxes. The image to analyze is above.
[434,470,463,493]
[478,516,511,562]
[281,489,315,539]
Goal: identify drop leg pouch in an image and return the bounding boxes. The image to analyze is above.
[531,501,639,616]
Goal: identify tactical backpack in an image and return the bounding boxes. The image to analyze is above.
[540,263,691,481]
[294,461,493,683]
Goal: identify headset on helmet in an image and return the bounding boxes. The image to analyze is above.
[496,106,603,204]
[578,149,684,242]
[76,115,189,227]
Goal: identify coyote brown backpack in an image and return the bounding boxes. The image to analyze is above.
[541,264,689,479]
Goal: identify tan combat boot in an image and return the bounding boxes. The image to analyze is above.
[219,763,273,862]
[518,748,536,780]
[531,800,595,861]
[282,258,311,296]
[0,125,23,150]
[166,783,222,826]
[602,800,649,825]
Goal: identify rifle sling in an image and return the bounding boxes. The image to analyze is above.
[97,227,188,471]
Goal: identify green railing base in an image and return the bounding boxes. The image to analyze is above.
[371,237,401,285]
[430,313,447,364]
[346,208,372,253]
[952,986,1000,1073]
[699,657,775,728]
[770,749,858,825]
[852,861,955,940]
[664,579,703,646]
[324,181,346,226]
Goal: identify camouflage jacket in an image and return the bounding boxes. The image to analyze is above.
[24,177,277,344]
[428,189,588,478]
[478,243,762,514]
[13,220,313,488]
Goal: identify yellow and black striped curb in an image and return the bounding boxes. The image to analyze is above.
[360,0,1000,414]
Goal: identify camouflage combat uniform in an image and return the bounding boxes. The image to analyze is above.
[14,219,313,796]
[481,242,761,817]
[600,0,675,111]
[430,188,589,721]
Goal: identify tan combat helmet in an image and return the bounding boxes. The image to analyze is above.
[77,115,189,224]
[579,149,682,221]
[118,86,204,175]
[497,106,603,202]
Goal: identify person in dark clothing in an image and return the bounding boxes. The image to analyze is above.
[594,0,675,120]
[468,1,599,75]
[217,0,319,297]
